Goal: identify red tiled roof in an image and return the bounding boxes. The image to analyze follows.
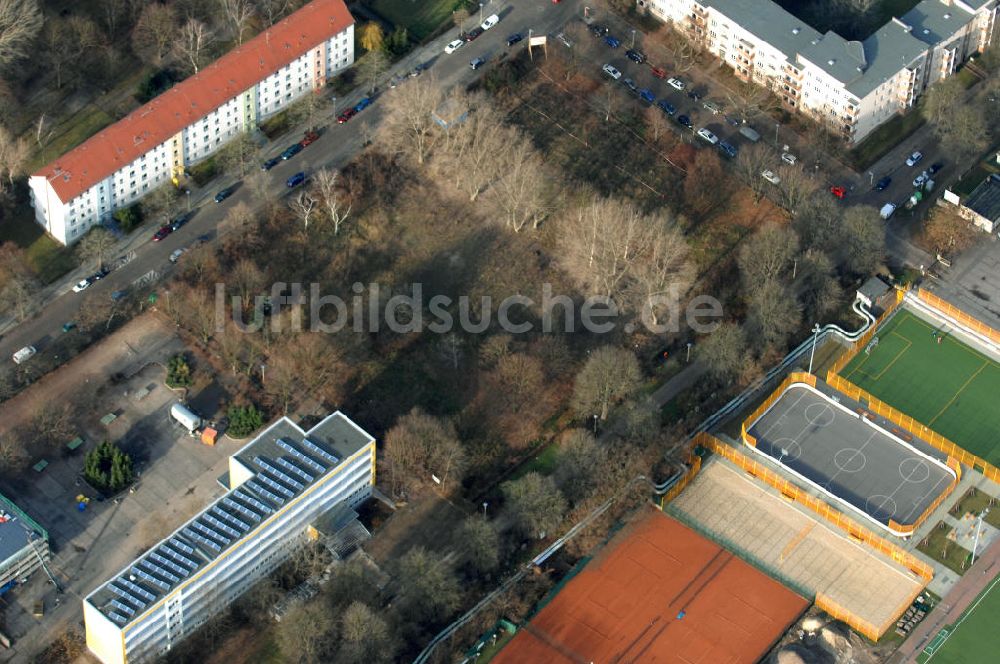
[33,0,353,202]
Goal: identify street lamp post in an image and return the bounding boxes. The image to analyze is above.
[479,2,484,23]
[592,414,599,434]
[482,501,488,518]
[260,363,266,385]
[631,29,636,49]
[808,323,821,374]
[972,508,989,566]
[774,123,780,145]
[185,189,191,212]
[686,342,692,363]
[869,171,874,187]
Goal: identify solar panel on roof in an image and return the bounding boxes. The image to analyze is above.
[223,497,262,522]
[256,473,295,498]
[301,437,339,464]
[255,457,304,491]
[203,514,240,539]
[150,552,191,577]
[275,456,314,483]
[109,583,148,610]
[132,567,170,590]
[213,506,251,532]
[234,490,274,515]
[169,537,196,555]
[245,480,286,506]
[109,599,136,616]
[191,521,231,546]
[137,560,180,585]
[183,527,222,553]
[161,543,200,569]
[276,438,326,472]
[109,611,130,624]
[117,577,156,602]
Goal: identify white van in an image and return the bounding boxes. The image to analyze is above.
[880,203,897,220]
[13,346,36,364]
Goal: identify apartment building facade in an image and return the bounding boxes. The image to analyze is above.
[0,493,50,590]
[29,0,355,245]
[640,0,998,143]
[83,412,376,664]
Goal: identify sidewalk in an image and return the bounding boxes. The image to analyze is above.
[892,536,1000,663]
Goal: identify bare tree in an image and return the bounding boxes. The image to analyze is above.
[452,7,470,30]
[553,429,605,504]
[384,408,465,496]
[488,137,549,232]
[274,602,335,664]
[0,123,30,188]
[393,547,462,626]
[175,18,215,75]
[356,49,389,94]
[244,168,277,210]
[797,248,841,321]
[631,222,693,327]
[495,353,544,413]
[0,430,26,471]
[645,104,671,143]
[76,227,117,271]
[0,0,43,71]
[132,3,178,65]
[735,143,773,204]
[698,322,748,379]
[501,472,567,539]
[45,16,103,89]
[437,94,513,202]
[312,168,351,235]
[840,206,885,275]
[379,76,444,165]
[737,223,799,290]
[220,200,260,247]
[920,205,980,257]
[746,279,801,351]
[571,345,642,421]
[726,80,779,124]
[255,0,292,26]
[231,258,265,312]
[683,150,730,219]
[338,601,397,664]
[776,163,820,213]
[458,517,500,575]
[922,78,965,129]
[289,189,317,232]
[218,0,255,44]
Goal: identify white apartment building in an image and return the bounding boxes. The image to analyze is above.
[29,0,355,245]
[83,412,376,664]
[640,0,998,143]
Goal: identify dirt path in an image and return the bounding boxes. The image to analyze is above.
[893,537,1000,662]
[0,312,178,440]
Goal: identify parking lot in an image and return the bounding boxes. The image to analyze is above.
[0,320,234,660]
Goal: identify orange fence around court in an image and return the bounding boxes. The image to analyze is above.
[741,371,816,448]
[659,454,702,506]
[827,288,905,377]
[695,433,934,583]
[917,288,1000,346]
[816,587,924,642]
[826,371,1000,483]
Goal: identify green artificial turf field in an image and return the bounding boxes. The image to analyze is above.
[841,309,1000,464]
[918,574,1000,663]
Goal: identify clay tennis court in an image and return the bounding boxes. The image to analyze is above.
[747,383,955,533]
[494,508,807,664]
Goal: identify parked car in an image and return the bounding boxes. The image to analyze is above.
[602,64,622,80]
[287,172,306,188]
[718,141,738,158]
[470,57,485,70]
[556,32,572,48]
[913,172,929,188]
[337,108,357,124]
[906,151,923,167]
[687,90,702,101]
[650,66,667,79]
[622,78,638,93]
[696,128,719,145]
[703,100,722,114]
[880,202,897,219]
[445,39,464,54]
[667,77,685,90]
[781,152,797,165]
[676,114,693,128]
[464,27,484,42]
[72,278,91,293]
[62,322,77,333]
[281,143,303,159]
[481,14,499,30]
[724,115,740,127]
[90,266,110,281]
[656,100,676,115]
[261,157,280,171]
[638,88,655,103]
[169,248,186,263]
[605,36,621,48]
[590,25,609,37]
[111,289,128,302]
[300,130,320,146]
[506,33,523,46]
[354,97,372,113]
[928,162,943,175]
[12,346,36,365]
[626,49,645,64]
[761,169,781,185]
[170,212,193,231]
[152,224,173,241]
[875,176,892,191]
[214,186,236,203]
[830,185,847,199]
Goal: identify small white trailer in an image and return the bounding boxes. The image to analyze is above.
[170,403,201,433]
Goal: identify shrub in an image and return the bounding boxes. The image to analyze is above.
[112,205,143,233]
[83,441,133,494]
[136,68,178,103]
[166,355,193,388]
[227,404,264,438]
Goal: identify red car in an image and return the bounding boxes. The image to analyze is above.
[650,66,667,79]
[830,185,846,199]
[152,225,172,242]
[300,130,319,146]
[337,108,357,124]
